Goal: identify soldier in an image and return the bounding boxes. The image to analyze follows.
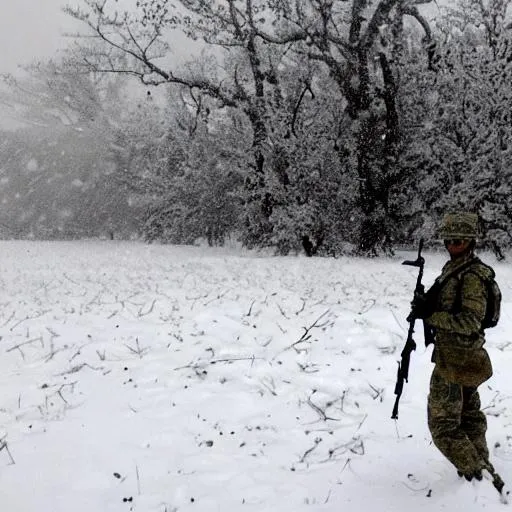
[410,212,498,481]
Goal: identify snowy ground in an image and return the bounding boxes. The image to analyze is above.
[1,240,512,512]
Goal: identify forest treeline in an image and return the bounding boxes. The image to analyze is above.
[0,0,511,257]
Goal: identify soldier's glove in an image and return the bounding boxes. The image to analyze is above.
[407,288,428,322]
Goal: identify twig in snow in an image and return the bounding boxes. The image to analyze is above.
[136,464,141,495]
[340,458,351,473]
[390,308,407,332]
[401,474,429,492]
[298,362,319,374]
[356,414,368,432]
[260,377,277,396]
[55,383,77,406]
[306,395,340,422]
[246,300,256,317]
[295,299,306,315]
[299,437,322,463]
[171,333,184,343]
[285,309,331,354]
[1,310,15,328]
[9,310,51,332]
[125,337,149,359]
[276,303,289,319]
[358,299,376,315]
[57,363,104,375]
[340,390,347,412]
[62,272,81,286]
[69,343,90,362]
[174,356,261,371]
[6,336,44,359]
[138,299,157,317]
[325,438,364,462]
[368,383,384,401]
[204,290,228,305]
[46,327,60,338]
[44,339,67,362]
[350,439,365,455]
[0,439,16,464]
[185,292,209,310]
[260,337,273,347]
[393,419,401,438]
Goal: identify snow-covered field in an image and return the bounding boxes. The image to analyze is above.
[1,240,512,512]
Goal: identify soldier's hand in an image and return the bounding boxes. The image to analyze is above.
[407,289,428,321]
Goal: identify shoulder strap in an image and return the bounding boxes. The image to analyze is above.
[434,259,475,288]
[457,257,495,283]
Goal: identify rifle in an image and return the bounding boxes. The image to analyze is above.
[391,239,425,420]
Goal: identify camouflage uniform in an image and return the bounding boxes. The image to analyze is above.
[424,213,494,478]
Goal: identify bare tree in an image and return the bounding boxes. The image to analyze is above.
[259,0,434,253]
[63,0,435,254]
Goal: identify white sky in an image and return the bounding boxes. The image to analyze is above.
[0,0,444,75]
[0,0,78,74]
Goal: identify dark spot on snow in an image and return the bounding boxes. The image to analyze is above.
[113,472,121,479]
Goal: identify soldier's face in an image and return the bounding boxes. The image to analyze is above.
[444,239,472,258]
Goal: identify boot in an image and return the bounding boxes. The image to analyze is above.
[458,468,483,481]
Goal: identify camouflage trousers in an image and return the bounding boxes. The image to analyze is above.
[428,366,490,474]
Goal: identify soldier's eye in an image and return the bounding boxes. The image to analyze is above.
[444,239,464,246]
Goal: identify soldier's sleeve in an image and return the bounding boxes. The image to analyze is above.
[426,271,486,338]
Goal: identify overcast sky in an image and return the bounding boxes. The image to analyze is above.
[0,0,79,74]
[0,0,446,76]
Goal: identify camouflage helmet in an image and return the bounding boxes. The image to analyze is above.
[438,212,479,239]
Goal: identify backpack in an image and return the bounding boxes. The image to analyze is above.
[457,259,501,329]
[479,264,501,329]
